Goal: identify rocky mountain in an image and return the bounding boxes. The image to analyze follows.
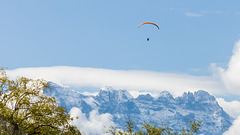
[45,83,233,135]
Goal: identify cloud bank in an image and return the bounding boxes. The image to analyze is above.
[6,66,223,97]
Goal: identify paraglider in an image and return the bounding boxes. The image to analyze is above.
[138,22,159,41]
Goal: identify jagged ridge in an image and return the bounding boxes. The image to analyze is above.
[45,83,233,135]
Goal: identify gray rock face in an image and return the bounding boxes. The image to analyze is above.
[45,83,233,135]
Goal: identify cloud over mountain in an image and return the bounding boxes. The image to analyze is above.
[6,66,223,97]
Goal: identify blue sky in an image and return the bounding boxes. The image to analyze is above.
[1,0,240,75]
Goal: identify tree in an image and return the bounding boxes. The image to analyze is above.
[0,68,81,135]
[180,120,202,135]
[106,119,202,135]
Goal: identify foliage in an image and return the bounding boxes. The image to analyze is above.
[106,119,202,135]
[0,68,81,135]
[125,119,135,134]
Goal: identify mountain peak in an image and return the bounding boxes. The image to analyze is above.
[159,90,173,98]
[136,94,154,101]
[97,87,133,102]
[101,85,114,91]
[194,90,215,101]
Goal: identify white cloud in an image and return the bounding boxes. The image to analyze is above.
[6,66,223,97]
[216,98,240,119]
[69,107,115,135]
[213,40,240,95]
[185,12,203,17]
[224,116,240,135]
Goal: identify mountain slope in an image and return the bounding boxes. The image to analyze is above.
[45,83,233,135]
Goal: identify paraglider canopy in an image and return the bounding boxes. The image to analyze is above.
[138,22,159,29]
